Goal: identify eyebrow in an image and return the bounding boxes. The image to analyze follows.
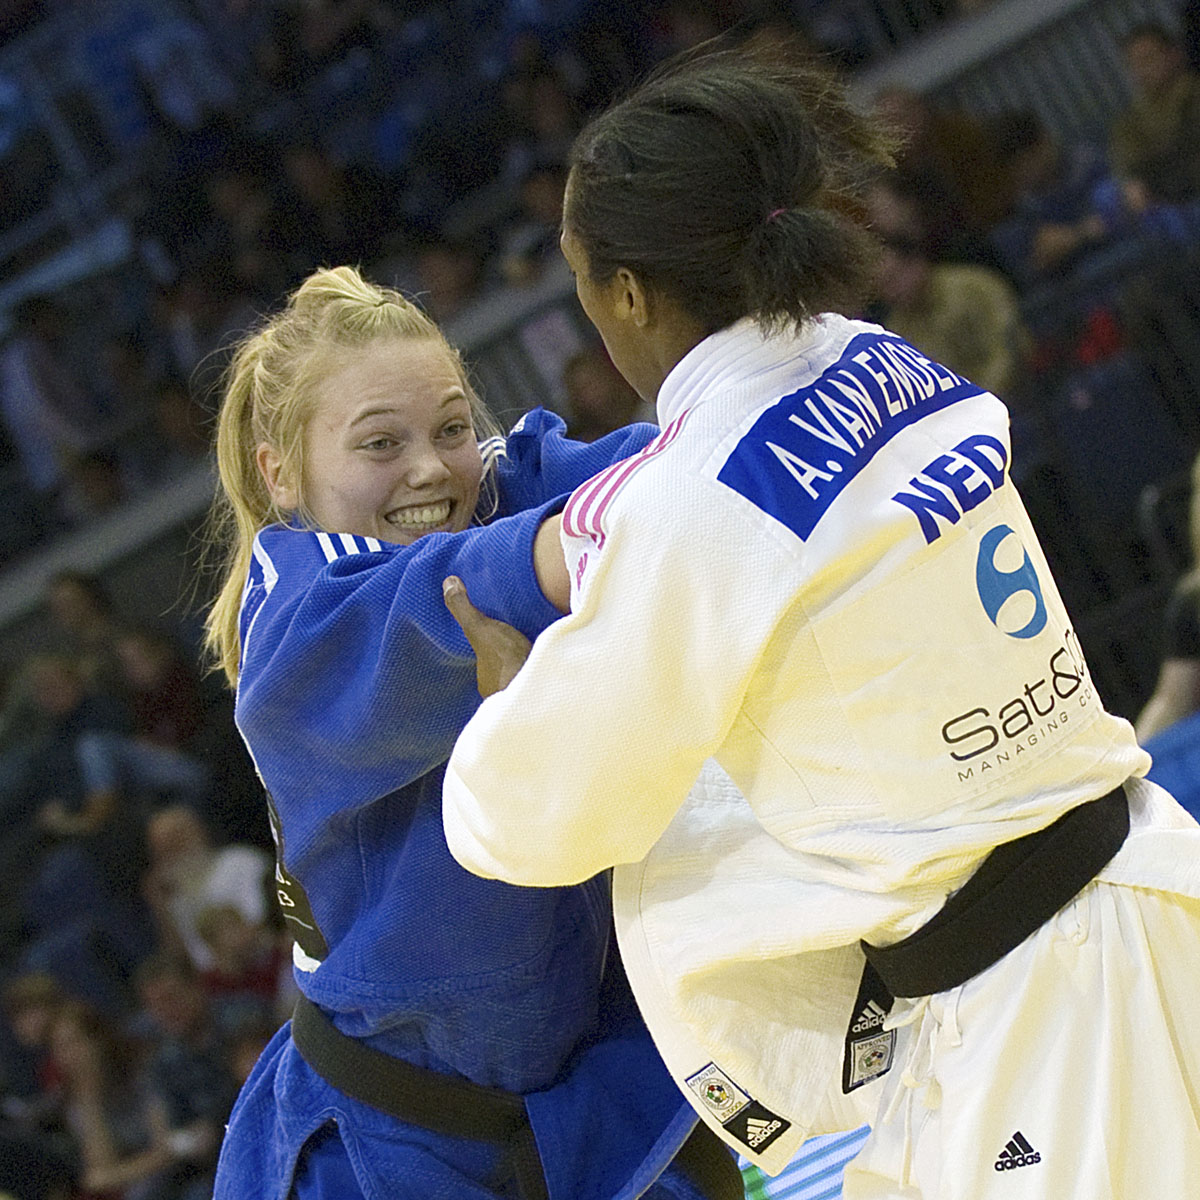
[348,392,467,428]
[348,407,399,428]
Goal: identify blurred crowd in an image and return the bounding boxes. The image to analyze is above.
[0,569,275,1200]
[2,1,1200,1197]
[0,2,1198,568]
[0,0,1015,565]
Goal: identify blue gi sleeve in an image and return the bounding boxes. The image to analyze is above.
[497,408,658,512]
[237,500,562,814]
[238,413,657,815]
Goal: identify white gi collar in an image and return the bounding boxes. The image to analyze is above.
[655,314,833,427]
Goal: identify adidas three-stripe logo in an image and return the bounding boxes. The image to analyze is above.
[851,999,889,1033]
[746,1117,783,1148]
[994,1131,1041,1171]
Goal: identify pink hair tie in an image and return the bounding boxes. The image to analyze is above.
[766,207,787,223]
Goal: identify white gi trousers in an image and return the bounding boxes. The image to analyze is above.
[844,794,1200,1198]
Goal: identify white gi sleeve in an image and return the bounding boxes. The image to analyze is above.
[443,471,795,885]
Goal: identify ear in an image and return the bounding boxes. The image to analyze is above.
[612,266,653,329]
[256,443,297,511]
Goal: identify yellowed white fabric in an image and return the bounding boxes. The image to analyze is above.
[843,776,1200,1198]
[443,314,1153,1171]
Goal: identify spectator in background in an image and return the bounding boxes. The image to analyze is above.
[151,267,253,387]
[278,139,391,272]
[871,223,1031,399]
[0,0,43,44]
[496,65,581,192]
[1,973,68,1132]
[497,161,568,285]
[0,978,77,1200]
[194,903,293,1034]
[43,571,122,696]
[1138,452,1200,741]
[989,110,1119,287]
[113,628,205,753]
[96,329,159,423]
[133,957,239,1200]
[872,86,1013,258]
[1110,23,1200,213]
[1,655,155,1016]
[50,657,209,820]
[62,450,128,523]
[25,653,135,850]
[247,0,390,91]
[0,297,107,524]
[496,0,593,69]
[47,1001,181,1200]
[737,9,821,59]
[564,344,656,441]
[0,661,60,947]
[286,0,392,77]
[410,235,489,323]
[130,12,237,144]
[646,0,726,61]
[197,166,297,305]
[1138,580,1200,742]
[138,378,210,484]
[865,164,1001,273]
[130,114,247,284]
[141,805,271,976]
[864,172,929,248]
[0,653,56,781]
[20,648,209,906]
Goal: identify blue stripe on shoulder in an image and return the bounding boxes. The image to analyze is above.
[716,333,985,542]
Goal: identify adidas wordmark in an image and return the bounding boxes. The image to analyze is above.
[851,999,889,1034]
[994,1131,1041,1171]
[746,1117,783,1148]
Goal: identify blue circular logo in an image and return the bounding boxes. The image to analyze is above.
[975,525,1047,639]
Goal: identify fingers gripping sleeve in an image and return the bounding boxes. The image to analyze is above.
[443,477,793,885]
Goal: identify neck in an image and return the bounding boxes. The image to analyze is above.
[640,309,710,403]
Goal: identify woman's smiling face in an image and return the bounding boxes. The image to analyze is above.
[287,336,484,544]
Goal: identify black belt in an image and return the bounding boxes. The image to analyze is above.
[862,786,1130,998]
[290,995,743,1198]
[290,993,547,1199]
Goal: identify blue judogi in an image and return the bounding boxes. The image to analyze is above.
[214,411,712,1200]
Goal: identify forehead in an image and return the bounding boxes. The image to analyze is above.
[559,221,591,277]
[560,170,584,233]
[311,337,466,425]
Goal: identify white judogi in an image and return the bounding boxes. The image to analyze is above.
[443,315,1200,1190]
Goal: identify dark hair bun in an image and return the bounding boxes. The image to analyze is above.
[567,37,896,332]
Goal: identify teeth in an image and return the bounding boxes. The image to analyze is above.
[388,500,452,527]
